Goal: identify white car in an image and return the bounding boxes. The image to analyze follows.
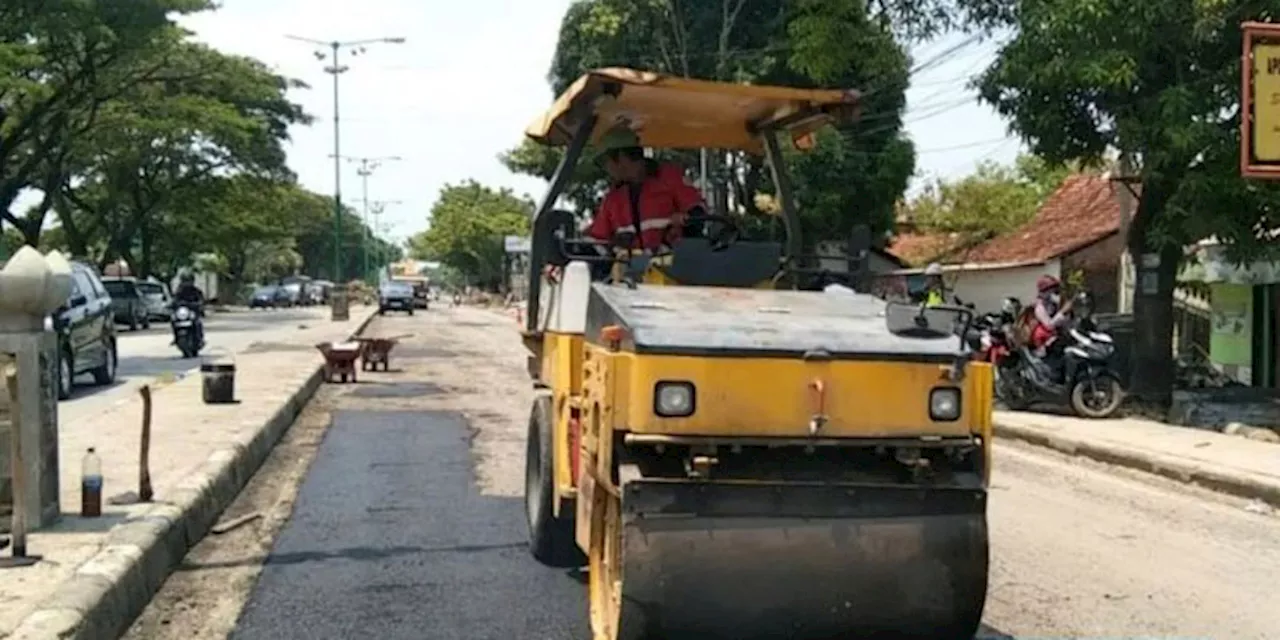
[137,280,172,320]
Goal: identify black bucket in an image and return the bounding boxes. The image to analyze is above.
[201,361,236,404]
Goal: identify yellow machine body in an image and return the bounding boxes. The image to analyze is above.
[530,282,991,640]
[520,67,989,640]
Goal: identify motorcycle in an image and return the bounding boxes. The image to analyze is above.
[994,294,1125,418]
[968,297,1021,365]
[951,297,1019,364]
[171,302,204,358]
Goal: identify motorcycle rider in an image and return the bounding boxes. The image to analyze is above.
[172,272,206,346]
[1029,275,1074,380]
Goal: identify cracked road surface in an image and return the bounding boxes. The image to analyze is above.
[125,307,1280,640]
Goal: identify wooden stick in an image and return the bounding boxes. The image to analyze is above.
[211,511,261,534]
[139,385,153,502]
[5,360,28,556]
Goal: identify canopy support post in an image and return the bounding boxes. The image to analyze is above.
[762,130,803,288]
[526,115,597,333]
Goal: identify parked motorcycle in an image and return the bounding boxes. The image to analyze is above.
[993,294,1124,418]
[171,302,204,358]
[959,297,1021,363]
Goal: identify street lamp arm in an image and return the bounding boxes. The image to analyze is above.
[338,37,407,47]
[284,34,331,46]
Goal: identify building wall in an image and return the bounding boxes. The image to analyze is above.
[944,260,1061,313]
[1060,232,1124,313]
[1209,283,1253,384]
[872,261,1061,313]
[815,241,902,275]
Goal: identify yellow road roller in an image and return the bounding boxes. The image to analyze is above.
[520,67,992,640]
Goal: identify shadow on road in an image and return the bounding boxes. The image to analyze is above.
[976,624,1017,639]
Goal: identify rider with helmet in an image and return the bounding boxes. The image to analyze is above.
[1030,274,1074,378]
[172,271,206,344]
[173,272,205,306]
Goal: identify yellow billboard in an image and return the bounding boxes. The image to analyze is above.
[1253,43,1280,162]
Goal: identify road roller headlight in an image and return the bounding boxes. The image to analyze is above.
[654,381,695,417]
[929,387,961,421]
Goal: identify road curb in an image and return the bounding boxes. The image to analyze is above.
[6,310,377,640]
[993,421,1280,509]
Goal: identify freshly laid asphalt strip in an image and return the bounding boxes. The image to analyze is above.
[231,410,589,640]
[229,410,1017,639]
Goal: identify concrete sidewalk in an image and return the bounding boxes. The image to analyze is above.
[1,306,376,640]
[995,410,1280,507]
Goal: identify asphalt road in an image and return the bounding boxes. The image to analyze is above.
[59,306,333,427]
[231,410,588,640]
[127,309,1280,640]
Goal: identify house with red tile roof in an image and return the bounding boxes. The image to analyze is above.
[875,173,1127,313]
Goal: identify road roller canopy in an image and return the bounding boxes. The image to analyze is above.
[523,67,861,154]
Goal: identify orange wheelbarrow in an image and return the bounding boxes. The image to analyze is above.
[355,334,411,372]
[316,341,363,383]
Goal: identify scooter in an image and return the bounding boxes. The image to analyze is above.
[994,298,1124,418]
[171,302,204,359]
[972,297,1021,364]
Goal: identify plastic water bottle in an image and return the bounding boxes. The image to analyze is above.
[81,447,102,517]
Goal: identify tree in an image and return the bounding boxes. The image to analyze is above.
[968,0,1280,403]
[410,181,534,290]
[903,154,1073,235]
[501,0,918,248]
[0,0,214,245]
[56,39,307,273]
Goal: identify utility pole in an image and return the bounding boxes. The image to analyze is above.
[1114,153,1139,314]
[334,155,401,282]
[286,34,405,319]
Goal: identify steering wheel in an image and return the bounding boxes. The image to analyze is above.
[681,211,742,251]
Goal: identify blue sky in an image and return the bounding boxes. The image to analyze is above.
[173,0,1022,247]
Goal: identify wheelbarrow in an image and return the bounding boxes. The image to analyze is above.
[316,341,363,383]
[355,334,411,372]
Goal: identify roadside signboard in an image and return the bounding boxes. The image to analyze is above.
[504,235,531,254]
[1242,22,1280,178]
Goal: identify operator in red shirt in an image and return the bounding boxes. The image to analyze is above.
[586,124,708,251]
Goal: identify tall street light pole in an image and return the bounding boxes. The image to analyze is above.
[335,155,401,282]
[285,34,404,318]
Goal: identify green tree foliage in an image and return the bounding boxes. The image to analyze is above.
[968,0,1280,402]
[56,40,308,272]
[409,181,533,290]
[904,154,1072,235]
[500,0,917,248]
[0,0,213,243]
[0,1,398,284]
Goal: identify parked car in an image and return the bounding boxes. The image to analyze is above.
[249,285,280,309]
[304,282,328,305]
[378,282,415,315]
[100,277,150,330]
[49,261,119,400]
[278,282,304,306]
[136,279,172,321]
[273,285,298,307]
